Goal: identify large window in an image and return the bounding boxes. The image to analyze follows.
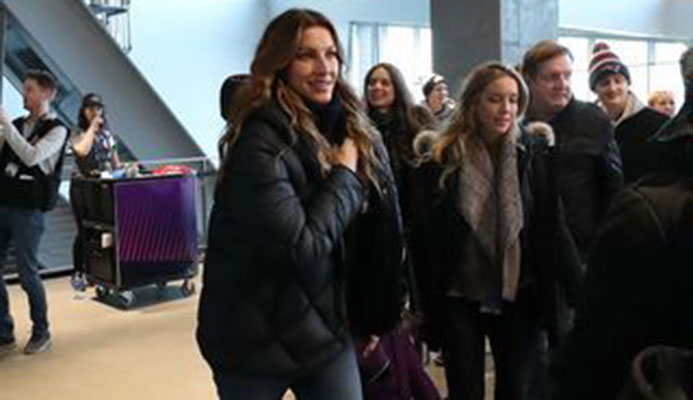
[348,22,432,102]
[559,30,689,111]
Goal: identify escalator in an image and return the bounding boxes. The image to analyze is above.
[1,0,209,278]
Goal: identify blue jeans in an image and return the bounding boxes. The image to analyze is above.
[213,341,363,400]
[0,206,49,339]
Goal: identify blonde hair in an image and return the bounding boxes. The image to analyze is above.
[220,8,381,188]
[648,90,675,107]
[423,62,528,187]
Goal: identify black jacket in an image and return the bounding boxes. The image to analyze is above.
[410,127,579,350]
[196,101,403,379]
[529,98,624,260]
[615,107,669,183]
[553,103,693,400]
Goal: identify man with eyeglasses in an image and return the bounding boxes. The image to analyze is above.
[522,39,623,279]
[521,40,624,400]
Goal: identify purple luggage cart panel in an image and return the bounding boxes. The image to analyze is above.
[114,176,198,265]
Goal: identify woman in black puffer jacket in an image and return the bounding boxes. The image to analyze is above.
[196,8,403,400]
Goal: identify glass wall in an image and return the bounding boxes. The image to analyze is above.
[349,22,432,102]
[559,32,689,111]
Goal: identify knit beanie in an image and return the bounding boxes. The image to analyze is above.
[423,74,446,98]
[588,42,631,92]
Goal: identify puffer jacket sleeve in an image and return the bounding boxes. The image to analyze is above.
[219,119,367,277]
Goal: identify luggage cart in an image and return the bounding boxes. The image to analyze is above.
[75,174,199,308]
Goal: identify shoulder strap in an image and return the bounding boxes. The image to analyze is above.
[11,116,64,143]
[46,119,69,179]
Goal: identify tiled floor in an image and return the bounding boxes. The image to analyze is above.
[2,275,499,399]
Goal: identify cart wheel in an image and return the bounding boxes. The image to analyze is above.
[181,280,196,297]
[95,285,109,299]
[115,290,135,309]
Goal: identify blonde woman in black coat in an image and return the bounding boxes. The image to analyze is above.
[411,62,577,400]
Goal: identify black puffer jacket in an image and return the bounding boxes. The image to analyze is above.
[528,98,623,260]
[197,101,403,379]
[410,125,580,350]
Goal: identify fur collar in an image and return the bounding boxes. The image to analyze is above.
[523,121,555,147]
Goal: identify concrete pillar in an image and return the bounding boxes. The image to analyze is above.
[431,0,558,92]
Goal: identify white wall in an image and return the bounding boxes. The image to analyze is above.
[128,0,268,161]
[126,0,428,160]
[123,0,692,160]
[560,0,693,40]
[268,0,429,42]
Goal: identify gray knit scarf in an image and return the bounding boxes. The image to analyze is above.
[456,128,524,301]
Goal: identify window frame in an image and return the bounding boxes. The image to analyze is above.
[559,26,691,106]
[348,21,432,102]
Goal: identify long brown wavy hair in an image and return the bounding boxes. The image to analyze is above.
[424,62,529,187]
[364,62,434,166]
[220,8,381,187]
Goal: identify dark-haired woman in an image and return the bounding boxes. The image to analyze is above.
[364,62,435,229]
[411,62,577,400]
[196,8,403,400]
[69,93,121,289]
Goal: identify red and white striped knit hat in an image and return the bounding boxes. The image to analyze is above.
[588,42,631,92]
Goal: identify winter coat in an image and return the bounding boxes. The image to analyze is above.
[613,105,669,183]
[196,100,404,379]
[369,105,435,231]
[528,97,624,260]
[651,97,693,177]
[552,101,693,399]
[409,123,580,350]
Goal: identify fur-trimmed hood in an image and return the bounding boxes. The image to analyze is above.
[412,121,555,161]
[412,129,440,160]
[523,121,555,147]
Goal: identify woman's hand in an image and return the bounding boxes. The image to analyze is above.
[361,335,380,357]
[88,116,104,132]
[333,137,358,172]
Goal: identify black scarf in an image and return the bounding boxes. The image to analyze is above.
[305,96,347,145]
[369,109,400,140]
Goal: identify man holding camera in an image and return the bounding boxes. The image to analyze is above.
[0,70,68,355]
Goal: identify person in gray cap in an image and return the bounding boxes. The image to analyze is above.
[422,74,455,123]
[69,93,123,291]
